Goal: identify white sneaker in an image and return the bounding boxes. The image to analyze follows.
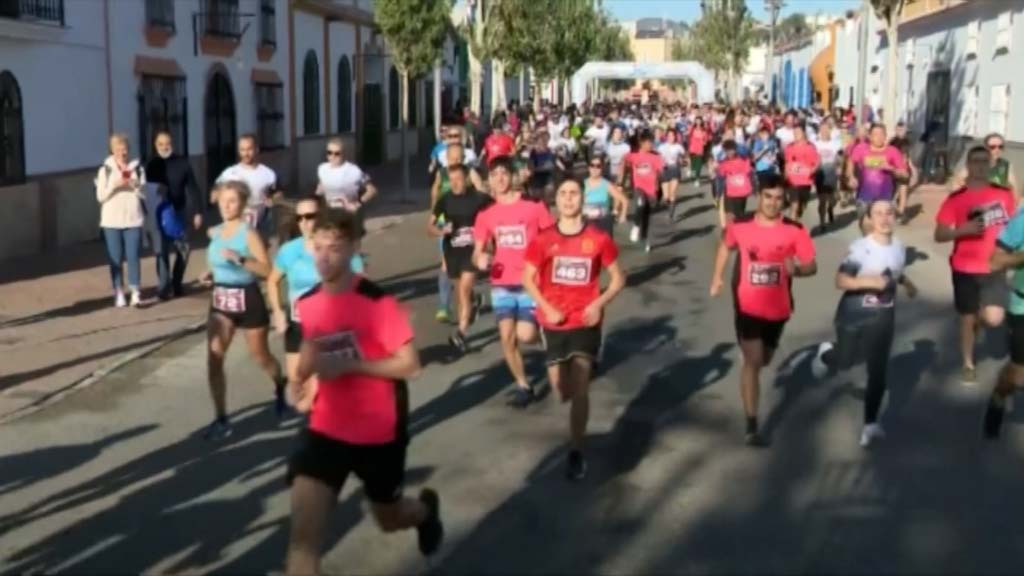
[811,342,834,379]
[859,423,886,448]
[114,291,127,308]
[629,225,640,243]
[644,242,652,253]
[129,289,141,308]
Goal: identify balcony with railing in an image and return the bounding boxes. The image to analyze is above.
[201,0,240,39]
[0,0,65,26]
[145,0,174,30]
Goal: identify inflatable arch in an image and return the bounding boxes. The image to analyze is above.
[571,61,716,104]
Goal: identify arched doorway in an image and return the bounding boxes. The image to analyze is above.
[205,71,236,185]
[337,55,352,133]
[0,70,25,186]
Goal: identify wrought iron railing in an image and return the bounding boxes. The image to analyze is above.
[201,0,240,39]
[259,0,276,47]
[145,0,174,30]
[0,0,64,26]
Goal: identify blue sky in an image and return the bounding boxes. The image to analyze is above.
[603,0,860,24]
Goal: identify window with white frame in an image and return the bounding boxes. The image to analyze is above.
[996,12,1012,53]
[958,83,979,137]
[989,84,1010,135]
[966,19,979,57]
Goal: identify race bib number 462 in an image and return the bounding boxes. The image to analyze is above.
[496,225,527,249]
[748,262,782,286]
[552,256,593,286]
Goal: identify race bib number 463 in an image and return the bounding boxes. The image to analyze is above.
[748,262,782,286]
[496,225,527,249]
[552,256,593,286]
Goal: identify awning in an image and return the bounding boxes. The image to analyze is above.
[133,55,185,78]
[251,68,283,85]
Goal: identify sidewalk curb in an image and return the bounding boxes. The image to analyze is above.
[0,318,207,425]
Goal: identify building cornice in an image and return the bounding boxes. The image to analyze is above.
[291,0,374,27]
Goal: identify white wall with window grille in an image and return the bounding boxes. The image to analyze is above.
[990,84,1010,135]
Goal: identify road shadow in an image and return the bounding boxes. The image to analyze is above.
[624,256,688,289]
[0,295,116,330]
[905,245,931,267]
[653,224,716,250]
[433,343,734,574]
[677,203,716,221]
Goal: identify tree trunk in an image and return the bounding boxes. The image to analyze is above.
[492,60,506,116]
[400,71,410,203]
[884,19,900,132]
[433,62,442,139]
[469,54,483,116]
[518,69,525,104]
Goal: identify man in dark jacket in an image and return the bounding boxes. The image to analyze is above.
[145,131,204,300]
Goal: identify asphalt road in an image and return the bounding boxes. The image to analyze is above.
[3,184,1024,575]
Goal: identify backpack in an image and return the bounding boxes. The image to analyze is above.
[157,200,186,240]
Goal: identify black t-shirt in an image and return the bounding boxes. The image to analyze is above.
[433,190,493,252]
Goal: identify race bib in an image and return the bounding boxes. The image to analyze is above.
[636,163,653,176]
[862,293,894,308]
[315,330,363,362]
[583,205,607,219]
[971,202,1009,228]
[495,225,527,249]
[748,262,782,286]
[243,207,261,228]
[787,163,809,176]
[451,226,474,248]
[728,174,749,186]
[552,255,593,286]
[213,286,247,313]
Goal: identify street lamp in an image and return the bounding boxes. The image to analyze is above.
[765,0,784,106]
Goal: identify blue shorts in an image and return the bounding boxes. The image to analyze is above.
[491,286,536,324]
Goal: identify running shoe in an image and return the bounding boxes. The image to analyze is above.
[417,488,444,557]
[644,242,652,253]
[435,309,450,323]
[129,290,142,308]
[566,450,588,481]
[962,365,978,386]
[811,342,834,379]
[470,292,483,325]
[115,291,127,308]
[629,225,640,243]
[744,431,769,448]
[449,330,468,355]
[274,378,288,418]
[204,418,233,440]
[859,423,886,448]
[508,386,534,408]
[669,201,677,221]
[984,398,1006,439]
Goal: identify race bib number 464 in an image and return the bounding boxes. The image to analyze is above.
[496,225,527,249]
[552,256,593,286]
[748,262,782,286]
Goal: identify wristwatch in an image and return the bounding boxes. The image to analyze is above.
[238,256,248,266]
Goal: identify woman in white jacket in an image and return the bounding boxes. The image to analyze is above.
[96,133,146,307]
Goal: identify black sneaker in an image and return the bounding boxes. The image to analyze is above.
[274,378,288,418]
[669,201,677,221]
[566,450,587,481]
[984,398,1006,439]
[204,418,233,440]
[508,386,534,408]
[449,330,468,355]
[744,431,769,448]
[470,292,484,324]
[417,488,444,557]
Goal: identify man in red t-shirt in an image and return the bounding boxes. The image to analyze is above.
[716,139,754,227]
[783,123,820,220]
[934,146,1016,385]
[710,173,817,446]
[473,156,555,407]
[523,179,625,481]
[480,118,516,169]
[286,212,443,574]
[623,131,665,252]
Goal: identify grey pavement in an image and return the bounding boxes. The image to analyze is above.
[3,183,1024,575]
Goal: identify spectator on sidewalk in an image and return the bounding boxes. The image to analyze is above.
[950,133,1018,198]
[95,133,146,308]
[145,131,204,300]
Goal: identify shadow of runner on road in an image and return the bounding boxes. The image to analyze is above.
[0,424,157,498]
[434,343,733,575]
[0,295,116,330]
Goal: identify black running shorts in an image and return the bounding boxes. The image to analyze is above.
[209,283,269,329]
[287,429,406,504]
[786,185,812,206]
[952,271,1008,316]
[284,320,302,354]
[1008,314,1024,365]
[443,247,477,280]
[734,312,786,350]
[723,196,748,219]
[542,325,602,365]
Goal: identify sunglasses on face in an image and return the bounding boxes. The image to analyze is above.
[326,150,342,157]
[989,144,1005,150]
[589,163,602,168]
[297,213,319,221]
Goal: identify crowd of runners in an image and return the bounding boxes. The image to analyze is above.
[99,91,1022,574]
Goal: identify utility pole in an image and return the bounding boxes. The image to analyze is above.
[765,0,783,105]
[854,0,870,128]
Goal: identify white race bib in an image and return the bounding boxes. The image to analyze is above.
[748,262,782,286]
[315,330,363,361]
[451,226,474,248]
[213,286,247,313]
[552,256,593,286]
[495,225,527,249]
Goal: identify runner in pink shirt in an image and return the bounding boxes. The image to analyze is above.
[710,173,817,447]
[473,156,555,407]
[623,131,665,252]
[716,140,754,227]
[782,124,820,220]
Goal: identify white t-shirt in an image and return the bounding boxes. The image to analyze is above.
[437,148,478,169]
[585,125,610,152]
[659,143,685,166]
[217,163,277,207]
[606,141,631,176]
[317,161,369,209]
[775,127,795,148]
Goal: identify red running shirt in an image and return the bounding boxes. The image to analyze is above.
[625,151,665,197]
[783,141,820,187]
[935,185,1016,274]
[725,215,816,321]
[717,157,754,198]
[297,278,414,445]
[473,198,555,286]
[688,127,709,155]
[525,223,619,330]
[483,133,516,166]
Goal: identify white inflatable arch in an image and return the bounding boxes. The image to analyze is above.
[571,61,716,104]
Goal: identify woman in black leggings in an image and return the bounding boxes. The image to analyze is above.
[811,199,919,448]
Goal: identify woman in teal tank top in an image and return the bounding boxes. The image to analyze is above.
[583,156,628,235]
[204,180,286,439]
[267,196,323,413]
